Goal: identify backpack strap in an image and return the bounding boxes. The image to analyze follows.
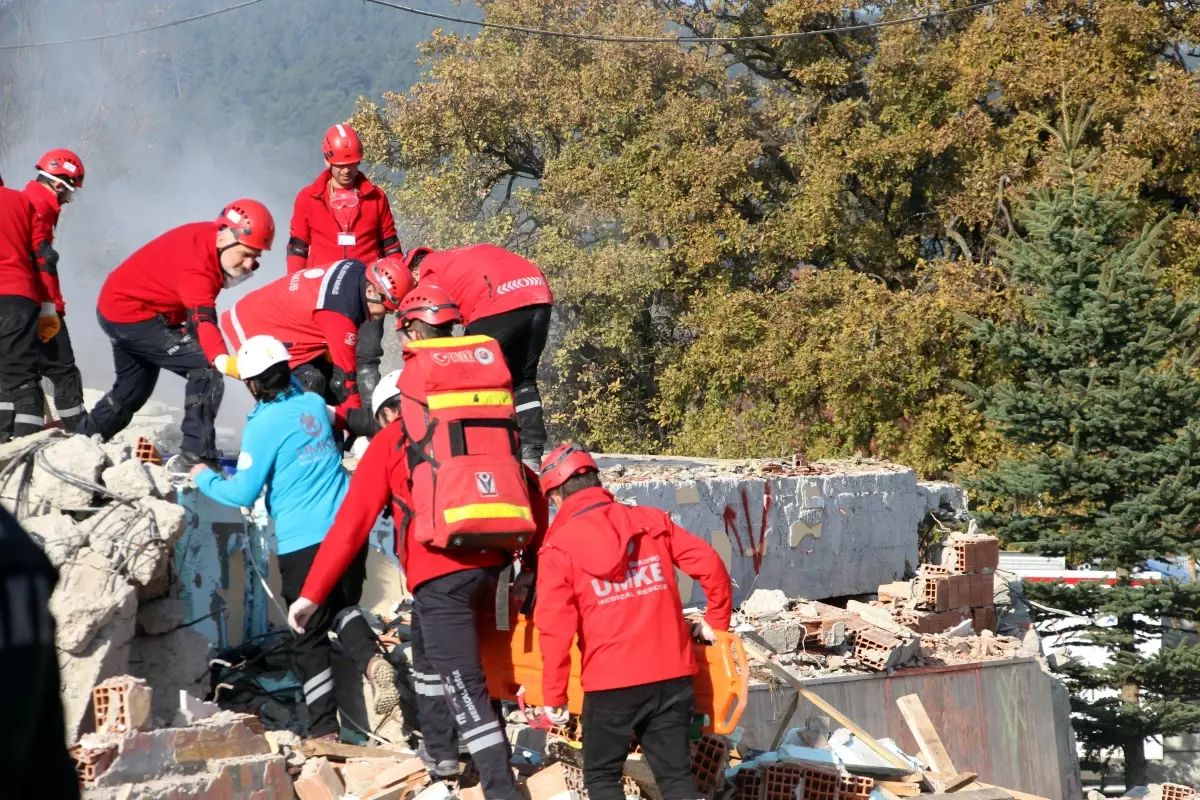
[494,562,514,632]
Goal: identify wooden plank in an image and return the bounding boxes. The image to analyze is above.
[896,693,957,773]
[930,772,978,792]
[969,783,1050,800]
[877,781,922,798]
[928,789,1011,800]
[297,740,408,761]
[875,788,904,800]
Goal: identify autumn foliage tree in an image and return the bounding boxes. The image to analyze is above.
[354,0,1200,476]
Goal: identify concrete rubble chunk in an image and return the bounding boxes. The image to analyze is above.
[137,496,189,546]
[24,511,86,568]
[129,626,212,726]
[94,675,153,734]
[85,504,168,590]
[144,462,176,499]
[51,548,135,655]
[179,691,221,725]
[102,459,156,499]
[136,597,187,635]
[295,756,345,800]
[100,441,131,467]
[27,434,108,511]
[740,589,790,617]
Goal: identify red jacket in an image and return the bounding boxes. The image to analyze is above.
[97,222,229,362]
[221,260,371,413]
[287,171,403,273]
[417,244,553,325]
[21,181,64,313]
[0,187,54,305]
[534,487,733,705]
[300,419,549,603]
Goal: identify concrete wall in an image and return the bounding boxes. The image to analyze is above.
[598,455,957,607]
[738,658,1081,800]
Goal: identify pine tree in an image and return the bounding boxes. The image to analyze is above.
[968,108,1200,786]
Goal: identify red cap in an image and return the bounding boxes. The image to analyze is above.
[396,285,461,329]
[218,198,275,251]
[367,255,416,311]
[323,123,363,166]
[539,443,599,495]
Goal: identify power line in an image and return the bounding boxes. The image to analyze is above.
[362,0,1015,44]
[0,0,268,51]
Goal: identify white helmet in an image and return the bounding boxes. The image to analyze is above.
[371,369,403,415]
[237,335,290,379]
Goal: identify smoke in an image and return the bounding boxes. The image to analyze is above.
[0,0,442,440]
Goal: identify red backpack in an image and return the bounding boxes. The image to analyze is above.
[398,335,537,550]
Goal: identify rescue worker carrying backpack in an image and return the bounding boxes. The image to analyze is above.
[219,256,414,437]
[288,286,548,800]
[534,444,734,800]
[188,335,392,740]
[79,199,274,474]
[287,123,405,409]
[403,245,554,469]
[22,149,87,432]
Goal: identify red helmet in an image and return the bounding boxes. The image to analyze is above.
[402,246,434,272]
[36,148,85,189]
[366,255,416,310]
[323,123,363,166]
[539,443,599,495]
[396,285,461,329]
[217,198,275,251]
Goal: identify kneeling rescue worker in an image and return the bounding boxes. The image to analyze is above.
[288,285,547,800]
[188,336,388,740]
[219,255,414,437]
[81,200,275,473]
[535,444,733,800]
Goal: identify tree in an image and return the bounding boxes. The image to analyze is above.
[968,108,1200,785]
[354,0,1200,473]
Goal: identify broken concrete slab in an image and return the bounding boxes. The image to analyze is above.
[136,597,188,636]
[100,441,131,467]
[144,463,175,500]
[129,626,212,727]
[138,497,188,546]
[29,434,108,510]
[52,548,137,655]
[102,459,156,500]
[59,596,137,742]
[741,589,790,617]
[25,511,86,568]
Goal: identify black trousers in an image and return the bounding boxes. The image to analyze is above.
[412,567,517,800]
[0,296,45,441]
[39,314,85,430]
[465,304,552,461]
[79,313,224,459]
[293,357,373,439]
[278,543,376,738]
[355,315,384,404]
[581,676,699,800]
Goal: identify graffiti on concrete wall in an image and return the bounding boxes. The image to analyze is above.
[723,484,772,574]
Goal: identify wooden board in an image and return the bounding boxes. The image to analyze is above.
[877,781,922,797]
[928,788,1011,800]
[298,739,410,761]
[896,693,957,773]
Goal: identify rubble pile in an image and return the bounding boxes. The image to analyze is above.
[735,530,1034,680]
[595,453,908,485]
[0,429,210,745]
[1094,783,1200,800]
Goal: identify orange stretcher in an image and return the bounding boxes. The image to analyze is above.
[478,613,749,735]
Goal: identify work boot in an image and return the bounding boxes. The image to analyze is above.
[417,744,461,779]
[166,450,220,477]
[366,655,400,717]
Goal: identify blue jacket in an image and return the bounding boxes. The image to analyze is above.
[194,384,348,555]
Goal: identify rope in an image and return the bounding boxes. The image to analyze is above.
[0,0,269,51]
[362,0,1016,44]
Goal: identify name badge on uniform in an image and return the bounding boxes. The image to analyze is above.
[338,232,357,247]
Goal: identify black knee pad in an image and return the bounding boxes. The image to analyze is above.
[186,368,224,419]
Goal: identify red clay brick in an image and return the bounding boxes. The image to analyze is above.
[801,768,840,800]
[839,773,875,800]
[735,767,764,800]
[294,757,344,800]
[689,733,730,797]
[763,763,803,800]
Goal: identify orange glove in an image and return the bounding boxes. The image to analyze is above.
[38,304,60,343]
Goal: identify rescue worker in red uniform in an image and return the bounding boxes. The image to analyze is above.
[287,123,404,407]
[23,149,87,432]
[220,256,414,436]
[288,286,547,800]
[0,185,58,441]
[405,244,553,469]
[80,200,275,473]
[534,444,733,800]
